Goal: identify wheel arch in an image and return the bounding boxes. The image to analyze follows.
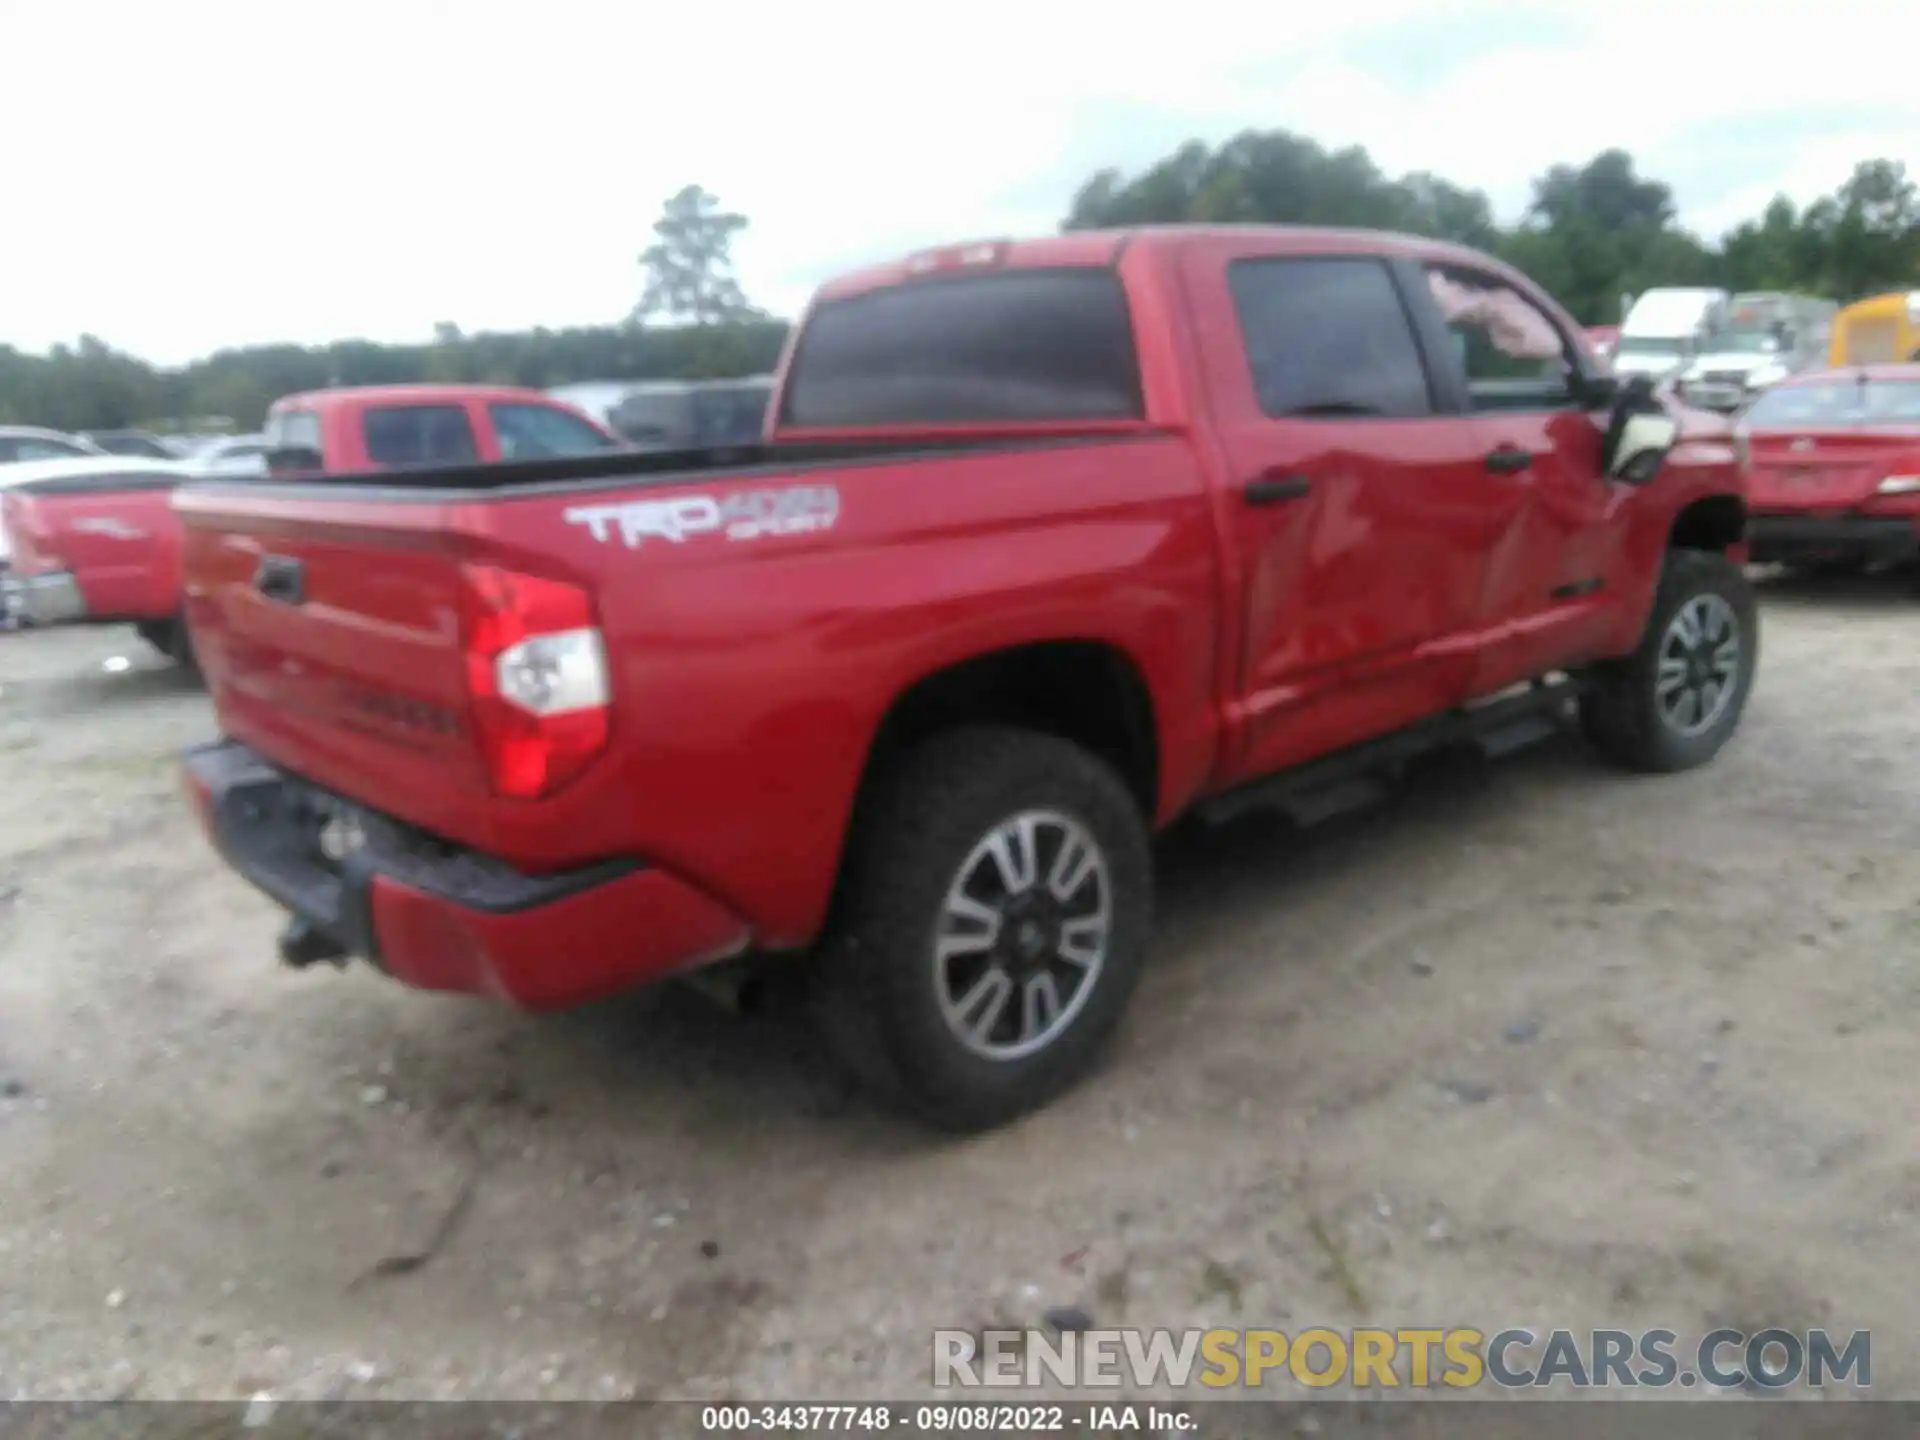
[855,639,1162,822]
[1667,492,1747,554]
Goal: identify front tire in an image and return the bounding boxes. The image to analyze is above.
[813,726,1153,1132]
[1580,549,1758,773]
[135,617,199,676]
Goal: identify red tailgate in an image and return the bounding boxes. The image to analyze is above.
[178,490,498,843]
[5,487,182,619]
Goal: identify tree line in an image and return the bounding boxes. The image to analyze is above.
[3,142,1914,435]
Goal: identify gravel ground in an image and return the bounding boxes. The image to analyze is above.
[1,572,1917,1406]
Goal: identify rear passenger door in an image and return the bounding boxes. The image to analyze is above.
[1414,262,1617,694]
[1179,242,1528,781]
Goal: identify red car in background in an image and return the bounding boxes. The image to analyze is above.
[1740,365,1920,575]
[2,385,615,665]
[1586,326,1620,363]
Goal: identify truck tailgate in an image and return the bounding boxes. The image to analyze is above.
[179,490,498,844]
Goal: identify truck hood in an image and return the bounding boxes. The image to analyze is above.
[1684,353,1787,382]
[1611,351,1685,379]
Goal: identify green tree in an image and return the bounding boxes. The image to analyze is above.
[635,185,759,326]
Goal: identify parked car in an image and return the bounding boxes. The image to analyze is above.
[0,426,104,465]
[1739,364,1920,575]
[78,430,179,460]
[260,383,616,474]
[606,377,774,449]
[1677,293,1837,413]
[0,456,195,659]
[188,434,271,478]
[174,226,1752,1131]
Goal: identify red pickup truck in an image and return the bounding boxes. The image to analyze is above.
[176,227,1755,1130]
[3,385,613,665]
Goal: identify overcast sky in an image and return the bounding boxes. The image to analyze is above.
[4,0,1916,366]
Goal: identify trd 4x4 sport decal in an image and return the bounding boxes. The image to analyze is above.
[564,485,840,548]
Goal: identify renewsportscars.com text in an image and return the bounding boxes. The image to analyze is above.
[932,1326,1872,1391]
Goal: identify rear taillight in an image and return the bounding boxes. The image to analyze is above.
[458,564,610,800]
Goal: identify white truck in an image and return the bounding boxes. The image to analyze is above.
[1675,292,1838,413]
[1609,288,1731,385]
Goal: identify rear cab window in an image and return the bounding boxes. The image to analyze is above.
[487,402,615,460]
[778,268,1144,428]
[361,405,478,467]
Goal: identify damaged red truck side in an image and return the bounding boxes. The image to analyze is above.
[175,226,1755,1130]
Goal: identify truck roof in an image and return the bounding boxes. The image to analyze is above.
[810,224,1532,305]
[270,383,557,411]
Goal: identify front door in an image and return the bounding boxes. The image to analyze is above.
[1416,261,1621,694]
[1179,241,1527,783]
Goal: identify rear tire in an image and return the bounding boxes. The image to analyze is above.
[812,726,1152,1132]
[1580,549,1757,774]
[136,618,199,676]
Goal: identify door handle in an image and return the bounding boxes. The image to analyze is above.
[254,554,305,605]
[1244,473,1313,505]
[1484,447,1534,475]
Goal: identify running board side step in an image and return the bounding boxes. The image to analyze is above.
[1194,675,1587,829]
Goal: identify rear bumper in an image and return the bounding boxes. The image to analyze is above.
[181,739,752,1011]
[1747,514,1920,566]
[2,570,88,626]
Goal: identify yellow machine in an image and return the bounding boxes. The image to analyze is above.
[1829,290,1920,365]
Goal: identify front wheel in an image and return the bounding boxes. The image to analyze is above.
[813,726,1153,1132]
[1580,549,1758,773]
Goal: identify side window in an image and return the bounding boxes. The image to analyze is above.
[1226,258,1433,419]
[269,410,322,452]
[16,438,90,461]
[487,403,615,460]
[362,405,478,467]
[1426,267,1577,411]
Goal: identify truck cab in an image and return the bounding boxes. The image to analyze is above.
[262,383,618,475]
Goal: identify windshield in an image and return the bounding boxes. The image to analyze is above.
[1742,377,1920,428]
[1703,330,1779,356]
[1615,336,1683,357]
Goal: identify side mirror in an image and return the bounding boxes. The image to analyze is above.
[1600,375,1678,484]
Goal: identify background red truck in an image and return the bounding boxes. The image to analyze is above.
[174,226,1756,1130]
[2,456,194,659]
[1,385,614,665]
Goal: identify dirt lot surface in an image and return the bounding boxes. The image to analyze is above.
[2,575,1917,1407]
